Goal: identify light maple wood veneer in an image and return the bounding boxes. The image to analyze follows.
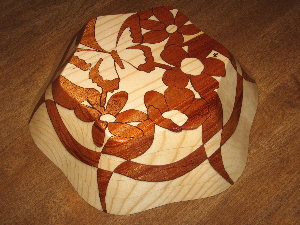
[29,6,258,215]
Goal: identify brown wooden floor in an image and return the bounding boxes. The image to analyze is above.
[0,0,299,224]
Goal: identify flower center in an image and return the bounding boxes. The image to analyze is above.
[162,110,188,126]
[180,58,204,75]
[100,114,116,122]
[166,25,178,33]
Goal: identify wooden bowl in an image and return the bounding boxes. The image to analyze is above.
[29,6,258,215]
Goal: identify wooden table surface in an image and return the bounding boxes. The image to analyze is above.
[0,0,299,224]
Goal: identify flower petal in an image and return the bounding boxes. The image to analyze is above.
[102,121,154,160]
[115,109,148,123]
[164,87,194,112]
[190,73,219,96]
[185,34,232,62]
[92,122,106,147]
[139,9,153,20]
[117,14,142,44]
[148,106,182,132]
[161,44,189,67]
[105,91,128,116]
[162,67,189,88]
[140,19,165,30]
[108,122,144,138]
[185,34,215,60]
[74,105,100,122]
[166,32,184,46]
[178,24,201,35]
[175,11,189,27]
[181,114,208,130]
[184,98,209,117]
[143,30,169,44]
[136,119,155,135]
[202,58,225,77]
[144,90,168,113]
[181,98,209,130]
[153,7,174,25]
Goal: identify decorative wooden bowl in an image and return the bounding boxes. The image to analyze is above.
[29,6,258,215]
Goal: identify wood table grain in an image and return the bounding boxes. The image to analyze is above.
[0,0,299,224]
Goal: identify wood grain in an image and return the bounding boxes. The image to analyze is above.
[28,6,257,214]
[0,0,299,224]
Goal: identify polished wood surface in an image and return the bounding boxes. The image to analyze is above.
[0,0,299,224]
[29,7,258,215]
